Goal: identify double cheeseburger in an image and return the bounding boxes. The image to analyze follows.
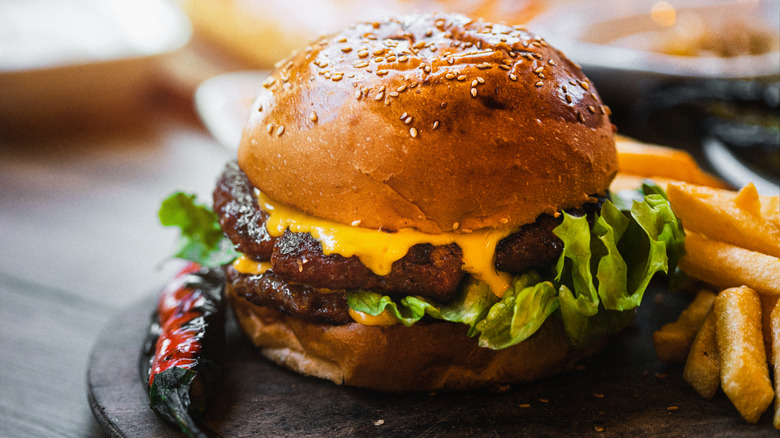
[214,13,621,392]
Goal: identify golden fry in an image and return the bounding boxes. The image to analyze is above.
[680,231,780,296]
[762,294,779,363]
[615,137,727,188]
[683,311,720,399]
[715,286,773,423]
[653,290,716,363]
[772,300,780,429]
[668,182,780,259]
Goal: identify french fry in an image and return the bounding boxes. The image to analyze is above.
[683,310,720,399]
[653,290,717,362]
[615,137,727,188]
[772,300,780,429]
[668,182,780,259]
[762,294,779,363]
[715,286,773,423]
[679,231,780,296]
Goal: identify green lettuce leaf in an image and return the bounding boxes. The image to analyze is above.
[159,192,239,267]
[346,278,498,331]
[475,272,559,349]
[345,183,686,351]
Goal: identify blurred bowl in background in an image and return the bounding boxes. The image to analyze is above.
[0,0,191,134]
[530,0,780,105]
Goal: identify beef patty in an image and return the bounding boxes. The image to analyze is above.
[214,161,603,302]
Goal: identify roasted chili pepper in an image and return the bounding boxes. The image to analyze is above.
[142,262,225,438]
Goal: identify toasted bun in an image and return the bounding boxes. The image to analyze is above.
[228,285,604,392]
[238,13,617,234]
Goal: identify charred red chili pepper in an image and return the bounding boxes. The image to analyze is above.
[142,262,225,438]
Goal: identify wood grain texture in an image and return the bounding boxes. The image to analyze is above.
[0,103,229,438]
[89,287,777,437]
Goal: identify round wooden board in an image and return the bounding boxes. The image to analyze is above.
[88,283,776,437]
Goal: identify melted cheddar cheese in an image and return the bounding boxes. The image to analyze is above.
[232,256,272,275]
[257,191,515,297]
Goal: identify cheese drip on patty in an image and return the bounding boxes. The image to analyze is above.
[257,190,515,297]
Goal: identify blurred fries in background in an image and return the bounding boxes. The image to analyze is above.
[653,290,715,363]
[177,0,544,68]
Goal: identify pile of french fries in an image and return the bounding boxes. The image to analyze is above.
[615,136,780,426]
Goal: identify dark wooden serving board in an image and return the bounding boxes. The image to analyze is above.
[88,284,777,437]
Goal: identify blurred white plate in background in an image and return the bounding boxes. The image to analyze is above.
[194,71,269,150]
[0,0,191,130]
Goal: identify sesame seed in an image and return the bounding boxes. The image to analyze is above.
[539,398,549,403]
[452,222,459,230]
[588,105,596,113]
[375,91,384,101]
[477,62,492,69]
[358,50,369,58]
[276,125,285,136]
[413,41,426,49]
[667,406,679,412]
[457,75,466,81]
[354,61,369,68]
[355,89,361,99]
[337,36,347,43]
[581,81,590,90]
[351,220,361,226]
[425,29,433,37]
[594,426,605,433]
[332,73,343,81]
[341,47,352,52]
[257,104,263,112]
[310,111,318,122]
[445,73,456,80]
[499,218,509,224]
[400,112,408,120]
[499,64,510,70]
[432,120,439,129]
[535,81,543,87]
[562,85,568,92]
[372,48,385,56]
[471,88,477,97]
[396,85,407,92]
[389,91,399,97]
[592,393,604,399]
[577,112,586,122]
[477,76,485,84]
[423,65,431,73]
[398,55,409,62]
[379,85,386,92]
[376,70,388,76]
[266,123,274,134]
[374,57,385,63]
[518,403,530,408]
[447,58,454,65]
[404,116,413,124]
[565,94,572,103]
[548,59,556,65]
[534,67,544,73]
[410,82,418,88]
[471,79,478,87]
[538,73,545,79]
[410,127,418,138]
[509,74,517,81]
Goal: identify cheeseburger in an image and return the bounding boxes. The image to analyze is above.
[207,13,683,392]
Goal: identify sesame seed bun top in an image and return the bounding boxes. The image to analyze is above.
[238,13,617,234]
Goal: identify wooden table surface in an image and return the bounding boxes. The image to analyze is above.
[0,79,233,437]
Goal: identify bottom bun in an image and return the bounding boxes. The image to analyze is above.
[228,287,605,392]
